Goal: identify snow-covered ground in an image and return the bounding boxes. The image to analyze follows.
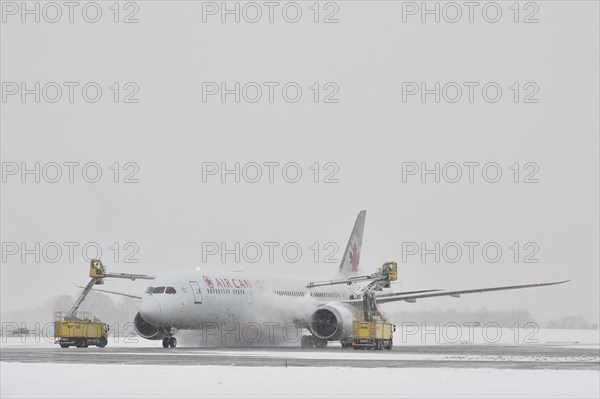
[2,328,598,349]
[396,327,600,347]
[1,329,598,398]
[1,362,598,398]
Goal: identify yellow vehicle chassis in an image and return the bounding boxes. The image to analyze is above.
[351,320,393,350]
[54,312,109,348]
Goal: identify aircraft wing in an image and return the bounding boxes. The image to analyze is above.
[76,285,143,300]
[342,280,569,305]
[365,289,443,298]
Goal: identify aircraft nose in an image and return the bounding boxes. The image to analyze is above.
[140,297,162,325]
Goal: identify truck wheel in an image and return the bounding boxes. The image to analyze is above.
[98,338,107,348]
[60,344,69,348]
[169,337,177,348]
[162,338,170,348]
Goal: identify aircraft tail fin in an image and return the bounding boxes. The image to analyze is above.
[338,210,366,276]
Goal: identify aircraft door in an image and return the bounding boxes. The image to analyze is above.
[189,281,203,304]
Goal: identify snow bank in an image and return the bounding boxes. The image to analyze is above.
[1,362,598,398]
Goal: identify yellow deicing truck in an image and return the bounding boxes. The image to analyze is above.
[351,262,397,350]
[54,259,154,348]
[54,260,110,348]
[311,261,398,350]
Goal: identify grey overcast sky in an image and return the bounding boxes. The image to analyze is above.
[1,1,598,323]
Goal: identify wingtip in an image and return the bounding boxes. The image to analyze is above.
[543,280,570,286]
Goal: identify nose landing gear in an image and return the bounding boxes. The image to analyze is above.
[162,337,177,348]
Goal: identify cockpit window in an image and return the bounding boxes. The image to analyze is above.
[165,287,176,294]
[145,287,154,294]
[152,286,165,294]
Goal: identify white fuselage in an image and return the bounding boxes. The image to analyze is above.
[138,270,355,330]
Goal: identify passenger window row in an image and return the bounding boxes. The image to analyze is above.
[205,288,248,295]
[311,292,344,298]
[274,290,304,297]
[208,288,232,295]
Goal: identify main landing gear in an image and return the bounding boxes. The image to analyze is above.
[162,337,177,348]
[300,335,327,349]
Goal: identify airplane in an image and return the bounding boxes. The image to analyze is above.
[87,210,568,349]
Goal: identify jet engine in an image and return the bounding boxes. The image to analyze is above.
[310,303,354,340]
[134,312,171,340]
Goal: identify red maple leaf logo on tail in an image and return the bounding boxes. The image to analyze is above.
[349,243,360,272]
